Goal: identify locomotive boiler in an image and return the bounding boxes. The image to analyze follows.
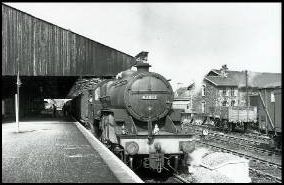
[67,56,194,173]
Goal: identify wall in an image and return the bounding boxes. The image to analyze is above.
[172,99,191,113]
[191,80,222,114]
[3,98,15,117]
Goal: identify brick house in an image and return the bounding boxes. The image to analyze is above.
[190,65,281,116]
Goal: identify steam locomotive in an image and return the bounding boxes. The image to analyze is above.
[65,56,194,173]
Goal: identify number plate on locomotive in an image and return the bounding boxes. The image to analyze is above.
[142,95,157,100]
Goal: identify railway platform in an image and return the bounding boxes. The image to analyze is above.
[2,117,143,183]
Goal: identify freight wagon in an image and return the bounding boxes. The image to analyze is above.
[250,86,282,148]
[208,106,257,132]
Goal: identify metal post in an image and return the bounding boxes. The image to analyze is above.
[16,71,22,132]
[264,89,268,135]
[245,70,249,123]
[148,106,153,144]
[245,70,248,106]
[273,102,276,132]
[273,92,276,136]
[15,94,19,132]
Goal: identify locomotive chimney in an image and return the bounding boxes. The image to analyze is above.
[135,62,151,72]
[135,51,151,72]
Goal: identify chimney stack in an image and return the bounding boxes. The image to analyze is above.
[135,51,151,72]
[220,64,228,77]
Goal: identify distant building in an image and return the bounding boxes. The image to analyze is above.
[188,65,281,116]
[173,83,194,113]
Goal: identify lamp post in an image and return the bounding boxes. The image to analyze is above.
[16,71,22,132]
[147,105,153,144]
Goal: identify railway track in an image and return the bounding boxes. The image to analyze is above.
[172,174,192,183]
[196,140,282,183]
[206,133,281,158]
[183,124,282,183]
[142,173,190,183]
[187,124,280,156]
[185,124,272,144]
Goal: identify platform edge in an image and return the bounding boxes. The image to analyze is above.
[74,121,144,183]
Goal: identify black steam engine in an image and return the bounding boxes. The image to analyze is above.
[65,52,194,172]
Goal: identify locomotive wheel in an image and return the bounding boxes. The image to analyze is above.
[90,123,96,136]
[223,120,231,133]
[111,144,125,161]
[243,123,248,133]
[231,123,236,131]
[90,121,101,137]
[129,156,134,169]
[213,119,221,129]
[174,155,179,172]
[227,122,233,132]
[181,153,189,174]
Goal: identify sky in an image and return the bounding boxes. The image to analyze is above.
[5,3,281,90]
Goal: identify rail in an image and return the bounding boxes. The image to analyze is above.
[172,174,191,183]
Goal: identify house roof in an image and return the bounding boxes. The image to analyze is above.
[174,87,191,98]
[206,69,281,88]
[260,81,282,89]
[205,76,238,87]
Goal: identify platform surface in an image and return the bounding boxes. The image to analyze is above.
[2,118,120,183]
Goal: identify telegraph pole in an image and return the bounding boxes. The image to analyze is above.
[245,70,249,126]
[245,70,248,106]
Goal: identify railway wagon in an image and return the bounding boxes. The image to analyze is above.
[67,60,194,173]
[273,89,282,134]
[250,87,282,148]
[209,106,257,132]
[70,92,89,122]
[273,88,282,148]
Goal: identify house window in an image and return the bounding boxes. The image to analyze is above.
[231,100,235,106]
[231,88,235,96]
[201,85,205,96]
[201,102,206,113]
[222,100,227,106]
[271,92,275,102]
[222,88,226,96]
